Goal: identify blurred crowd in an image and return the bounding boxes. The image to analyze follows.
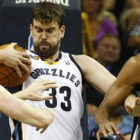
[81,0,140,139]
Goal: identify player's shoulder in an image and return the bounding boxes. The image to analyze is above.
[72,54,98,65]
[72,54,88,66]
[72,54,98,72]
[72,54,95,62]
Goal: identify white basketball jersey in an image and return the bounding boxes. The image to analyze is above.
[12,51,84,140]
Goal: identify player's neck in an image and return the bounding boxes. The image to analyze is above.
[43,51,59,62]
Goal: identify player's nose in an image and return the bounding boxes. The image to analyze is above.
[41,32,48,40]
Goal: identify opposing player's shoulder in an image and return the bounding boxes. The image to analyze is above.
[122,55,140,76]
[127,55,140,68]
[120,55,140,84]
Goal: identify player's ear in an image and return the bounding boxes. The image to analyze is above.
[60,25,65,38]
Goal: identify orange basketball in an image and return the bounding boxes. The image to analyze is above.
[0,44,31,87]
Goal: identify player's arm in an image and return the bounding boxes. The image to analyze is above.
[0,43,31,78]
[73,54,116,94]
[13,79,58,101]
[0,85,54,133]
[94,55,140,139]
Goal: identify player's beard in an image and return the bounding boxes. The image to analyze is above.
[34,40,60,58]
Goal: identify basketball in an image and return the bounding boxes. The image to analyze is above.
[0,44,31,87]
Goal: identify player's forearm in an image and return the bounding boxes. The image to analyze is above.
[1,94,53,128]
[0,87,29,119]
[0,86,54,128]
[87,104,97,115]
[16,106,54,129]
[94,105,110,126]
[94,89,119,125]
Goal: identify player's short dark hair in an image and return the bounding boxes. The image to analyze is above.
[31,2,65,27]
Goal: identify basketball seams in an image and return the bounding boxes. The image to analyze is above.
[0,71,10,87]
[4,65,21,87]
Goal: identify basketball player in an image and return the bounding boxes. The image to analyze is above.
[0,43,31,78]
[94,55,140,140]
[11,2,117,140]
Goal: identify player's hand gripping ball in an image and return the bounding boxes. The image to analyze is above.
[0,44,31,87]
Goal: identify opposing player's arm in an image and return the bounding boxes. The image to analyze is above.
[73,54,116,94]
[14,79,58,101]
[94,55,140,139]
[0,85,54,133]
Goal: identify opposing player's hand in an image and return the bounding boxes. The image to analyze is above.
[96,121,125,140]
[125,94,140,116]
[16,79,58,101]
[0,43,31,78]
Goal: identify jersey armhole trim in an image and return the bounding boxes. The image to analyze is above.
[69,54,83,76]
